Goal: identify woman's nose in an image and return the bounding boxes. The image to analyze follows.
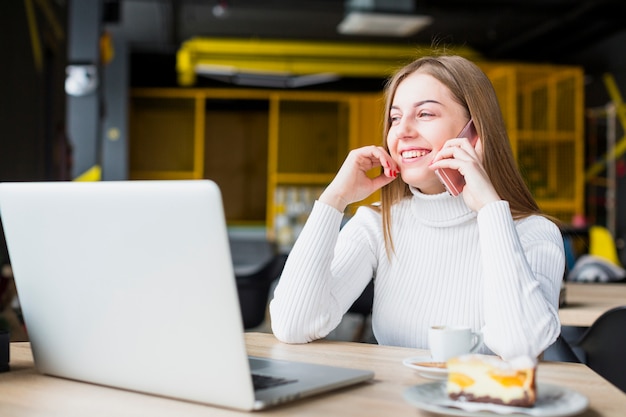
[395,116,416,138]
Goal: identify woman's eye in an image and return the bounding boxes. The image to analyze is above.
[389,115,401,124]
[416,111,434,118]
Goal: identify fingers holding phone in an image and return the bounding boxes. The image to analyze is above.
[430,120,501,210]
[433,119,479,196]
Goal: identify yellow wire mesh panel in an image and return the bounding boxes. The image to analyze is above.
[484,64,584,222]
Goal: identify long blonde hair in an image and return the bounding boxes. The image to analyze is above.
[380,55,542,254]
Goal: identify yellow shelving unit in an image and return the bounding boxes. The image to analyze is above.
[129,88,383,237]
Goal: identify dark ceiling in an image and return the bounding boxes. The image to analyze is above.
[112,0,626,63]
[110,0,626,93]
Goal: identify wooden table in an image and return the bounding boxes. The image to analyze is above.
[559,282,626,327]
[2,332,625,416]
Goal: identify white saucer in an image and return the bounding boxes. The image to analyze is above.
[404,382,588,417]
[402,356,448,380]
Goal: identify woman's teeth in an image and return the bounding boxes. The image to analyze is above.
[402,150,428,159]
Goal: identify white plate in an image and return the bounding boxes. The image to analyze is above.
[404,382,588,417]
[402,356,448,380]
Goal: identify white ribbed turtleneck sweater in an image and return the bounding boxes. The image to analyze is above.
[269,188,565,360]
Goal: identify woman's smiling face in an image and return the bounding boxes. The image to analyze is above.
[387,71,469,194]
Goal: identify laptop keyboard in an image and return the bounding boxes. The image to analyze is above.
[252,373,298,391]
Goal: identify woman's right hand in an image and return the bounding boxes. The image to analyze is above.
[319,146,398,212]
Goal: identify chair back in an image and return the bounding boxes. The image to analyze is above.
[346,280,375,343]
[542,334,581,363]
[236,254,287,329]
[348,279,374,317]
[575,305,626,393]
[229,236,286,329]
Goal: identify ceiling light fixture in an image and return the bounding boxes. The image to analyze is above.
[337,11,432,37]
[338,0,432,37]
[195,64,340,88]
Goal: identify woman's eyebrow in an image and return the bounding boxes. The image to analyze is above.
[413,99,442,107]
[390,99,443,111]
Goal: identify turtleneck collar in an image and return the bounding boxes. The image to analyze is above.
[407,186,477,227]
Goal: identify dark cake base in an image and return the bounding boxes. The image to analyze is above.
[449,391,535,408]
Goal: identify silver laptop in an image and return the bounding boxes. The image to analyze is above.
[0,180,373,411]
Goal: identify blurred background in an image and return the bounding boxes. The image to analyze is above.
[2,0,626,339]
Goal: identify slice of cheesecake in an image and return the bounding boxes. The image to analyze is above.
[446,354,537,407]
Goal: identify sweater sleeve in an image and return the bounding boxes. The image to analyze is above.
[269,201,378,343]
[477,200,565,360]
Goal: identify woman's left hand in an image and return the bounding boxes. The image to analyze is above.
[429,137,501,211]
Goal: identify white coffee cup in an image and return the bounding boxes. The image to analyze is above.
[428,325,483,362]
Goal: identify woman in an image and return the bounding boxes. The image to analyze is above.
[269,55,565,360]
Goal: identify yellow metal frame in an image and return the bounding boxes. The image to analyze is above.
[176,37,482,86]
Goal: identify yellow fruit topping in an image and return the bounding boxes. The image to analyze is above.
[489,371,527,387]
[449,372,475,388]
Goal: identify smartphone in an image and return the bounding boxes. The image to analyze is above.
[434,119,479,196]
